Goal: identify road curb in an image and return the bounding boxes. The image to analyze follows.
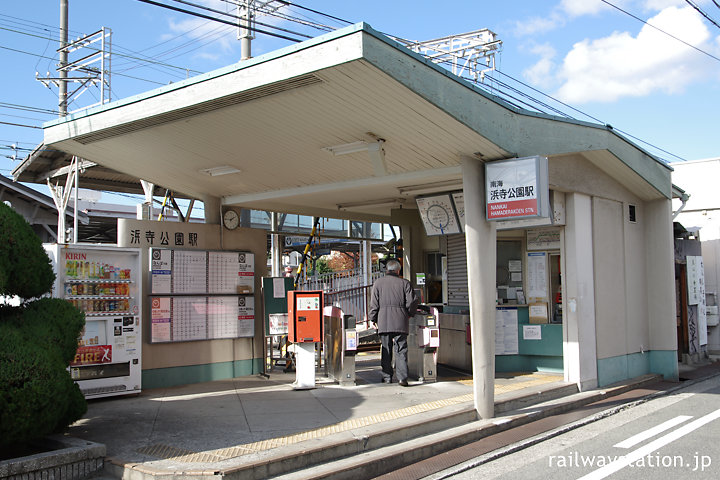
[428,365,720,480]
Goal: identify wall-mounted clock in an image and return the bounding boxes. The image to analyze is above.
[223,209,239,230]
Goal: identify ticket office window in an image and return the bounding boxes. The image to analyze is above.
[497,240,525,305]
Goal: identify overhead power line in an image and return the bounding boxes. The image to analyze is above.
[684,0,720,30]
[167,0,314,39]
[0,121,42,129]
[600,0,720,63]
[134,0,306,43]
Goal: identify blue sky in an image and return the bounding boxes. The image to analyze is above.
[1,0,719,205]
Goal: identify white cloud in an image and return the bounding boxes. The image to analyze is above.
[532,6,718,103]
[559,0,609,17]
[514,12,565,37]
[522,44,558,89]
[642,0,686,10]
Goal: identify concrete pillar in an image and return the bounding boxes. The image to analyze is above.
[203,196,221,225]
[461,156,496,419]
[562,193,598,390]
[644,198,679,380]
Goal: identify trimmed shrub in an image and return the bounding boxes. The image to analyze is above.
[0,203,86,449]
[0,202,55,299]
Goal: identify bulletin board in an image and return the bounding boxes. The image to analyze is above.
[262,277,294,335]
[148,248,255,343]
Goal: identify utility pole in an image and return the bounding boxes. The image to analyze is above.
[59,0,68,116]
[237,0,254,60]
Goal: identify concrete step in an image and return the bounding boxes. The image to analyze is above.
[270,375,662,480]
[102,375,660,480]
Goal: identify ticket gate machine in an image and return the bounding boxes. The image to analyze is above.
[323,306,357,386]
[407,305,440,383]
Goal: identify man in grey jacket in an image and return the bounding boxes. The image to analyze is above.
[369,259,419,386]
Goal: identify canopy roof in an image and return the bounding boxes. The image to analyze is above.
[14,23,673,222]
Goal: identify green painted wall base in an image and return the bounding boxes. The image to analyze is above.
[142,358,263,389]
[597,350,678,387]
[496,355,563,373]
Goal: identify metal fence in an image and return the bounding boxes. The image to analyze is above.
[298,268,383,328]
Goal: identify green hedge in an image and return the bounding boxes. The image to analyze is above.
[0,202,55,299]
[0,203,86,449]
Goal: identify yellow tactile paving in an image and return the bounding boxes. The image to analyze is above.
[137,372,563,463]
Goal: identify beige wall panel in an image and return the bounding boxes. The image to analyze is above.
[623,202,650,353]
[592,197,628,359]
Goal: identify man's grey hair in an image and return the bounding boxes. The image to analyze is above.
[386,259,401,272]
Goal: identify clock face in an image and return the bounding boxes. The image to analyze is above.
[223,210,239,230]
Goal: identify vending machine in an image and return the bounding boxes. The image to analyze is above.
[45,243,142,399]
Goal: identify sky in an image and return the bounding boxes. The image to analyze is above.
[1,0,719,207]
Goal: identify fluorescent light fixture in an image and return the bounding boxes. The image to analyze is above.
[199,166,241,176]
[322,141,371,156]
[398,180,463,196]
[337,197,404,211]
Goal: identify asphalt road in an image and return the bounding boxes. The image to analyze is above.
[436,375,720,480]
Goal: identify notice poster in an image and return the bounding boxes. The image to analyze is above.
[495,307,519,355]
[523,325,542,340]
[151,297,172,342]
[486,156,548,221]
[237,253,255,294]
[527,252,547,302]
[151,249,172,294]
[237,296,255,337]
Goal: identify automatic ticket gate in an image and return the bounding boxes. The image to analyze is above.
[407,306,440,383]
[323,306,357,386]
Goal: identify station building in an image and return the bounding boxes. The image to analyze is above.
[15,23,678,415]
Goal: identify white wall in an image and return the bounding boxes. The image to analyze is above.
[673,158,720,353]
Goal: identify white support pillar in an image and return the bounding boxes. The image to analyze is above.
[562,193,598,390]
[645,198,679,381]
[362,222,372,286]
[461,156,496,419]
[271,211,281,277]
[139,180,154,220]
[47,157,76,244]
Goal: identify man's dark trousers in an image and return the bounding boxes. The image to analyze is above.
[380,332,408,383]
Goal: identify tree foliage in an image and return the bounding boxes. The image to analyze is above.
[0,203,86,449]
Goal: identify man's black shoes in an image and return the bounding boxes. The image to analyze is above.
[399,379,409,387]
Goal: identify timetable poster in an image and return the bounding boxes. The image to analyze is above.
[495,307,519,355]
[150,249,254,295]
[172,297,208,341]
[208,296,239,338]
[172,250,207,294]
[209,251,240,294]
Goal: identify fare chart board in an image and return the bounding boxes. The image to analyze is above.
[149,248,255,343]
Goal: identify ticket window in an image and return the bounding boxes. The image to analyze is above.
[496,240,524,305]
